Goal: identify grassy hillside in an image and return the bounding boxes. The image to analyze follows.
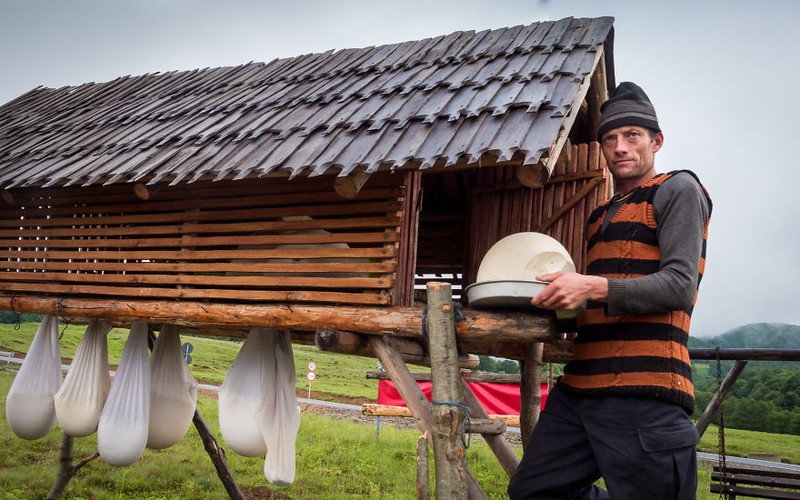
[2,321,800,498]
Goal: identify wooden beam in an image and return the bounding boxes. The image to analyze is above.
[426,282,473,500]
[133,183,151,200]
[515,163,548,189]
[334,171,371,199]
[367,372,521,384]
[368,336,434,432]
[362,404,520,428]
[0,295,557,345]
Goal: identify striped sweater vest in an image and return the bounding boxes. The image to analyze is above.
[559,170,710,413]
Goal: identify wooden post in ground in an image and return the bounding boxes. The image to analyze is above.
[519,342,544,450]
[417,431,430,500]
[427,282,473,500]
[367,315,485,498]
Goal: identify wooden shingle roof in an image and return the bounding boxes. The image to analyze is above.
[0,16,613,189]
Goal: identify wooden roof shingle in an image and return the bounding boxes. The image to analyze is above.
[0,16,613,189]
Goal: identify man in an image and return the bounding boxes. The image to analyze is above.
[507,82,712,499]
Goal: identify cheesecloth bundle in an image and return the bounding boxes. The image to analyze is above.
[97,321,151,466]
[219,328,300,485]
[5,314,62,440]
[147,324,198,449]
[54,319,112,437]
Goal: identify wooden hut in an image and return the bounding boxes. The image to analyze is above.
[0,15,616,495]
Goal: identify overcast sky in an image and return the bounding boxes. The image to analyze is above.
[1,0,798,338]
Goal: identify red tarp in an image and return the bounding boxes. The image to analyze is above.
[377,379,548,415]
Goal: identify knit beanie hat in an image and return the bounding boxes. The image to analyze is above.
[597,82,660,141]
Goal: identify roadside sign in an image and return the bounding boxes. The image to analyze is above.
[182,343,193,365]
[306,371,316,382]
[307,361,316,372]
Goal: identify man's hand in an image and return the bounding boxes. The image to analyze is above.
[531,272,608,310]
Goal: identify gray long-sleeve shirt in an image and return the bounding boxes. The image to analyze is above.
[604,171,711,316]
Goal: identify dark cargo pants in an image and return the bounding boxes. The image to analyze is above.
[507,385,699,500]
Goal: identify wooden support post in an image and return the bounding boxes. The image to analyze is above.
[519,342,544,450]
[427,282,478,500]
[193,410,244,500]
[460,379,519,477]
[417,432,430,500]
[696,360,748,438]
[368,336,434,432]
[367,306,485,498]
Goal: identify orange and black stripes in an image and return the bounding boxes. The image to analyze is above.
[560,171,711,413]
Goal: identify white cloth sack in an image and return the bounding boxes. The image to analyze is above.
[219,330,272,457]
[5,315,62,440]
[147,324,198,449]
[97,321,151,466]
[54,320,112,437]
[219,328,300,485]
[261,329,301,486]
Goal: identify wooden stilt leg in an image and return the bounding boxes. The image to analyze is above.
[519,342,544,451]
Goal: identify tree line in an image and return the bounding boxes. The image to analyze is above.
[692,361,800,435]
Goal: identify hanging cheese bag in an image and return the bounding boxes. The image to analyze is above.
[5,314,62,440]
[54,319,112,437]
[147,324,198,449]
[97,321,151,466]
[261,329,300,486]
[218,329,273,457]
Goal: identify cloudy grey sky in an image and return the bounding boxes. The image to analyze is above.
[1,0,798,338]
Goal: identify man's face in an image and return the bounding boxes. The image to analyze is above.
[600,125,663,183]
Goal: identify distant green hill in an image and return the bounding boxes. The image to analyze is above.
[709,322,800,348]
[690,322,800,370]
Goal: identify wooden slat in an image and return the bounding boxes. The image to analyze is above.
[0,246,394,261]
[0,281,392,305]
[0,215,403,238]
[0,271,393,289]
[2,259,394,274]
[0,230,399,249]
[0,199,403,228]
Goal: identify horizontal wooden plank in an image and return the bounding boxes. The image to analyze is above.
[4,186,404,219]
[6,173,403,209]
[0,199,403,228]
[0,230,398,249]
[0,215,403,238]
[710,484,800,499]
[0,245,395,261]
[0,281,392,305]
[1,259,395,274]
[0,270,394,289]
[711,473,800,490]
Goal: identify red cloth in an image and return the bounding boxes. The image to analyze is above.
[376,379,548,415]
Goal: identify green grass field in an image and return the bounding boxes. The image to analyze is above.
[1,322,799,498]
